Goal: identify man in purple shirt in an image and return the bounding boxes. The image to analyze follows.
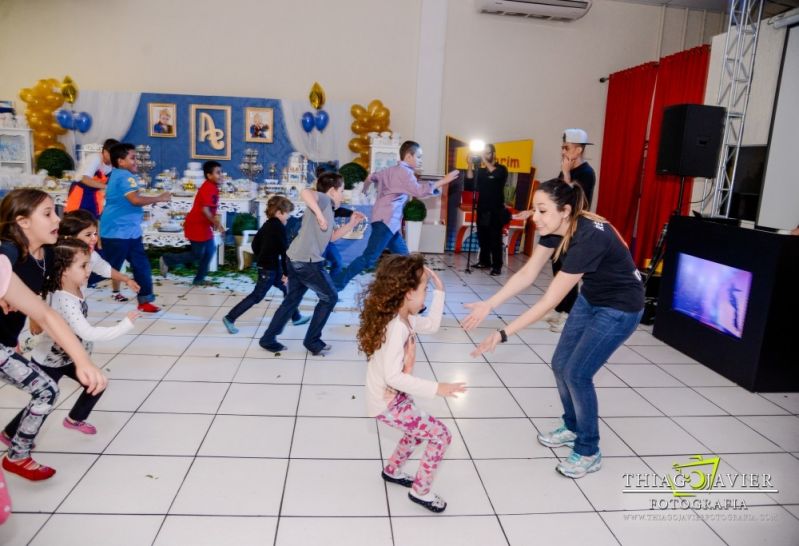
[332,140,458,290]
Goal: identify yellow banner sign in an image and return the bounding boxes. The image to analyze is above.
[455,139,534,173]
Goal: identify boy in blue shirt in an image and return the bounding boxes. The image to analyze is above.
[99,143,171,312]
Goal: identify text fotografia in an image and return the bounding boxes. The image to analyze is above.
[621,455,778,511]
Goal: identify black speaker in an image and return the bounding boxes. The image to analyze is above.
[656,104,725,178]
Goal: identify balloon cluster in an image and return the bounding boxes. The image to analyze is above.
[54,109,93,134]
[348,100,391,169]
[301,82,329,133]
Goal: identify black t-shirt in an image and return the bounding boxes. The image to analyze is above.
[464,164,508,212]
[559,162,596,207]
[539,217,644,312]
[251,217,290,272]
[0,241,54,346]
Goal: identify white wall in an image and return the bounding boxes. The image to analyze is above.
[0,0,423,141]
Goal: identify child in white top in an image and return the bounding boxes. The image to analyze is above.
[5,239,136,438]
[358,254,466,513]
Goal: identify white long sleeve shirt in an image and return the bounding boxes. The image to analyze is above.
[89,250,113,279]
[31,290,133,367]
[366,289,445,417]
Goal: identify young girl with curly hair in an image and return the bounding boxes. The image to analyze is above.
[358,254,466,513]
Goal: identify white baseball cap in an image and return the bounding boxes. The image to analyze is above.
[562,128,593,145]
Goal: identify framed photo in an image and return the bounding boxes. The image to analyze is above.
[148,103,177,138]
[190,104,231,160]
[245,107,273,143]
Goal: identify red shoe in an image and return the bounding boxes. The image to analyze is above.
[137,302,161,313]
[2,455,56,481]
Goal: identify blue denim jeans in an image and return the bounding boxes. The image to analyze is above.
[225,267,300,323]
[162,239,216,285]
[551,294,643,456]
[259,260,338,353]
[100,237,155,304]
[332,221,408,290]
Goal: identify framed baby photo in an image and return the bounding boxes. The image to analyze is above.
[245,107,273,143]
[149,103,177,138]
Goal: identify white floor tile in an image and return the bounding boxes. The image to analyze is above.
[596,388,663,417]
[102,354,176,381]
[431,361,503,387]
[475,458,593,514]
[420,342,479,363]
[5,453,98,512]
[501,513,619,546]
[139,381,229,414]
[482,344,544,364]
[145,319,207,336]
[164,356,242,382]
[170,458,287,515]
[156,516,277,546]
[492,363,557,387]
[601,509,725,546]
[274,517,391,546]
[608,364,684,387]
[301,359,365,385]
[658,364,736,387]
[91,333,136,354]
[297,385,368,417]
[510,387,564,418]
[448,388,525,418]
[30,515,163,546]
[635,387,728,416]
[530,344,556,363]
[184,336,252,358]
[58,455,192,513]
[244,339,306,360]
[392,515,507,546]
[281,459,387,516]
[233,358,305,384]
[106,413,213,455]
[219,383,300,416]
[574,456,659,511]
[123,334,196,356]
[738,415,799,452]
[603,417,709,456]
[0,514,49,546]
[703,505,799,546]
[35,409,131,454]
[457,418,548,459]
[759,393,799,414]
[59,379,157,412]
[290,417,379,459]
[630,345,698,364]
[723,453,799,504]
[694,387,789,416]
[198,415,294,457]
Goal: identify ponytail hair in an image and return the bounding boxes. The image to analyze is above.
[537,178,605,261]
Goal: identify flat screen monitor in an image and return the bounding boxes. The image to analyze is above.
[672,253,753,339]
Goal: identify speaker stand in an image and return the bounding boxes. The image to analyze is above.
[643,175,687,288]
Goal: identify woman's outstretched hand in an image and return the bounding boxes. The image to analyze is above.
[462,300,492,331]
[470,330,501,357]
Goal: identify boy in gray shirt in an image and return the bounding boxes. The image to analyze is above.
[259,173,365,355]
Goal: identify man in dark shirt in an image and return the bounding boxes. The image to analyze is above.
[464,144,509,275]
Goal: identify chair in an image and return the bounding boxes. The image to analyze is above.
[237,230,258,270]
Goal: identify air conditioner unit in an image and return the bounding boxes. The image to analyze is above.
[479,0,592,22]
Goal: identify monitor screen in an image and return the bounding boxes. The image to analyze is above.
[672,253,753,339]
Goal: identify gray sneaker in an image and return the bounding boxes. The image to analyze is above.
[537,425,577,448]
[159,256,169,277]
[556,450,602,478]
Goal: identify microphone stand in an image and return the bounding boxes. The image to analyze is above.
[464,156,481,274]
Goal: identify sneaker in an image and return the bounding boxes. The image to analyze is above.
[544,310,562,324]
[472,262,491,269]
[137,302,161,313]
[549,313,568,333]
[111,292,129,302]
[0,432,35,450]
[490,268,502,276]
[556,450,602,479]
[222,317,239,334]
[292,315,311,326]
[159,256,169,277]
[308,343,332,356]
[260,341,287,353]
[63,417,97,435]
[408,490,446,513]
[2,455,56,481]
[382,469,414,488]
[537,425,577,448]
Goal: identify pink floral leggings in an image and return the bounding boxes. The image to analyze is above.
[376,392,451,495]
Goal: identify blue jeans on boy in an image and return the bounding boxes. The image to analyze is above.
[162,239,216,285]
[324,244,343,280]
[551,294,643,456]
[259,260,337,353]
[100,237,155,304]
[332,221,408,290]
[225,267,301,323]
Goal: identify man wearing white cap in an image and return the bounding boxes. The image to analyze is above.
[547,129,596,332]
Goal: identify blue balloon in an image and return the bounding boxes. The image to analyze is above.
[301,112,315,133]
[55,109,74,130]
[75,112,93,133]
[314,110,329,132]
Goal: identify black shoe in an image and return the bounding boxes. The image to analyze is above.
[408,491,447,513]
[308,343,332,356]
[260,341,287,353]
[382,470,413,488]
[472,262,491,269]
[490,268,502,276]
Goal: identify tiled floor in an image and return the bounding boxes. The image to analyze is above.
[0,253,797,545]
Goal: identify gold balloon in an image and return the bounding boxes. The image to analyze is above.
[351,120,368,134]
[367,99,383,116]
[61,76,78,104]
[353,155,369,169]
[309,82,325,110]
[348,139,365,153]
[350,104,366,119]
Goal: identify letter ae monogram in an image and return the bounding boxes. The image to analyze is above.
[199,112,225,150]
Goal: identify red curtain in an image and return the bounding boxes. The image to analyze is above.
[596,62,659,245]
[633,45,711,266]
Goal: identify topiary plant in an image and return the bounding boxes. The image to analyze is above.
[339,162,368,190]
[403,198,427,222]
[35,148,75,178]
[231,212,258,236]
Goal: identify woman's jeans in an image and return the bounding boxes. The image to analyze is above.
[551,295,643,456]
